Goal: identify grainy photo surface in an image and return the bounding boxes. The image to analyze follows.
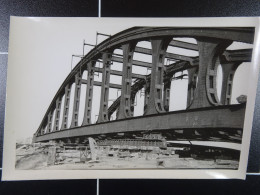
[3,17,260,180]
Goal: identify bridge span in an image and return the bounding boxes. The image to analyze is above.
[33,27,254,148]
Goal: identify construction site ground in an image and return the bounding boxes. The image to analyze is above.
[15,144,239,170]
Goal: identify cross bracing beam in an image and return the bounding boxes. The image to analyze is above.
[76,27,254,81]
[222,49,253,62]
[94,67,146,79]
[123,39,199,52]
[111,56,152,68]
[107,60,193,118]
[134,46,196,63]
[169,40,199,51]
[81,79,122,89]
[111,48,252,69]
[119,42,251,65]
[118,46,196,64]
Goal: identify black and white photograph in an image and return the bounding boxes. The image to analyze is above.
[2,17,260,180]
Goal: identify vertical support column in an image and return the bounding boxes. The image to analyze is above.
[163,82,171,111]
[117,42,136,119]
[41,126,45,135]
[37,126,42,136]
[130,91,137,116]
[220,62,240,105]
[143,81,150,114]
[82,61,96,125]
[190,38,232,109]
[53,96,62,131]
[186,68,198,108]
[38,126,43,136]
[71,73,82,128]
[145,38,171,115]
[61,84,71,130]
[47,111,54,133]
[97,51,112,123]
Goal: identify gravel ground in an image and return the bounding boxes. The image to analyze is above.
[16,145,239,170]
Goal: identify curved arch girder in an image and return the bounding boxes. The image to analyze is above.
[35,27,254,138]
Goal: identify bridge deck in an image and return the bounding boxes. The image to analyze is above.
[34,104,245,143]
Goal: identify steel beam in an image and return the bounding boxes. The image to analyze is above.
[53,96,62,131]
[169,40,199,51]
[220,62,241,105]
[82,62,95,125]
[163,84,171,112]
[186,68,198,108]
[133,46,194,63]
[117,42,137,119]
[97,52,113,123]
[35,104,246,142]
[190,38,232,109]
[61,84,71,130]
[70,73,82,128]
[145,38,172,115]
[38,119,47,135]
[222,49,252,62]
[112,56,152,68]
[94,67,146,79]
[81,79,121,89]
[39,127,43,135]
[143,82,150,113]
[47,111,54,133]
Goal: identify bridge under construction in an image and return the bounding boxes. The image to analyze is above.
[31,27,254,165]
